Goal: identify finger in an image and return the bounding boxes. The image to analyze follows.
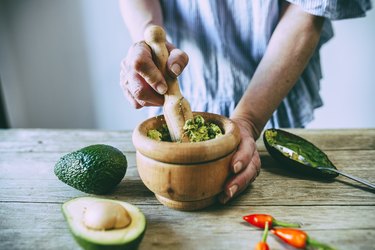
[128,41,168,94]
[123,88,143,109]
[218,150,261,204]
[166,48,189,77]
[127,74,164,106]
[121,59,164,107]
[120,63,141,108]
[227,149,261,190]
[120,63,163,108]
[230,135,257,174]
[124,84,164,109]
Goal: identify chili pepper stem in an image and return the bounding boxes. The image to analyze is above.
[273,219,301,228]
[261,222,269,242]
[307,237,336,250]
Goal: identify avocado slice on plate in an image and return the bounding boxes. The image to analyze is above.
[62,197,146,250]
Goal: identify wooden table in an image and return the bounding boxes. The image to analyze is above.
[1,129,374,250]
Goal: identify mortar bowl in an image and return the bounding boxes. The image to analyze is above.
[132,112,241,211]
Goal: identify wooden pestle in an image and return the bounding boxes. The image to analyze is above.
[144,25,193,142]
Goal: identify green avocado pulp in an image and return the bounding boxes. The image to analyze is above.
[147,115,223,142]
[265,130,334,169]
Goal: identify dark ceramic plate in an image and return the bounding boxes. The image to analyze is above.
[263,129,339,179]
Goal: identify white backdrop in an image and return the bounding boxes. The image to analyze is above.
[1,0,374,130]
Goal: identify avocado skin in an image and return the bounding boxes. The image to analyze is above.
[72,230,145,250]
[54,144,127,194]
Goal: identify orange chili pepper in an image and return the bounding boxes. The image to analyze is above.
[243,214,300,229]
[271,228,307,248]
[271,228,336,250]
[255,222,270,250]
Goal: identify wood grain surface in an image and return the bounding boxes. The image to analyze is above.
[1,128,374,250]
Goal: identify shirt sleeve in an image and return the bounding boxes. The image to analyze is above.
[285,0,372,20]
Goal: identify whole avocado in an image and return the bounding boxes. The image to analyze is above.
[54,144,127,194]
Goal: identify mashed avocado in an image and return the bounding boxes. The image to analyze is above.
[264,129,334,168]
[183,115,222,142]
[147,115,223,142]
[147,124,171,141]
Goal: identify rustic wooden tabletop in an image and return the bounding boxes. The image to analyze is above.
[1,128,374,250]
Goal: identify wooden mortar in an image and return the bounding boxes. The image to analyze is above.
[144,25,193,142]
[132,112,241,211]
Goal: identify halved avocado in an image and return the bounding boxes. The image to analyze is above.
[263,129,339,179]
[62,197,146,250]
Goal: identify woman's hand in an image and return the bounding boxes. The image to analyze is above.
[120,41,189,109]
[218,117,261,204]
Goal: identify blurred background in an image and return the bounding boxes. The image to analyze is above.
[0,0,374,130]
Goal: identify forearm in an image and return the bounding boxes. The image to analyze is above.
[232,3,324,139]
[119,0,163,41]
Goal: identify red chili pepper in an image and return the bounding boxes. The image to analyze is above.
[243,214,300,229]
[255,221,270,250]
[271,228,336,250]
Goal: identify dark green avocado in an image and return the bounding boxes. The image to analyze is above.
[62,197,146,250]
[263,129,339,179]
[54,144,127,194]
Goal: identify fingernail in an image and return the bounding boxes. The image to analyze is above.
[233,162,243,174]
[171,64,181,76]
[220,195,231,204]
[156,83,167,94]
[229,185,238,198]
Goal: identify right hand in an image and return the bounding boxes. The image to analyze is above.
[120,41,189,109]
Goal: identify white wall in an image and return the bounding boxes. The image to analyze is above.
[78,0,147,129]
[0,0,147,129]
[308,7,375,129]
[0,1,374,130]
[1,0,96,128]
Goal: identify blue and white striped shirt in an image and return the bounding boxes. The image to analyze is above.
[151,0,372,128]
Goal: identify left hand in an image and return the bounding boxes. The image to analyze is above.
[218,117,261,204]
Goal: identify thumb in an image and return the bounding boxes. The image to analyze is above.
[166,45,189,78]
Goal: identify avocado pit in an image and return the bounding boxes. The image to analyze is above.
[83,201,131,230]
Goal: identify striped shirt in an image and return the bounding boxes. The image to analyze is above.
[151,0,372,128]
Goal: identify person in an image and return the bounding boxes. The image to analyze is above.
[119,0,371,204]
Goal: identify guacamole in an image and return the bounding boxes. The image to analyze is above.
[147,115,223,142]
